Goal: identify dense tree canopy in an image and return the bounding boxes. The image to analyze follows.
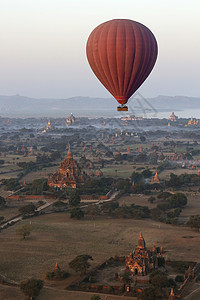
[69,255,93,274]
[20,278,43,299]
[69,190,81,206]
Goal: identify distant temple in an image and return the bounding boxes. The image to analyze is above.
[42,119,54,133]
[187,116,198,127]
[48,145,85,189]
[152,172,160,183]
[66,113,76,125]
[125,233,164,276]
[169,112,178,122]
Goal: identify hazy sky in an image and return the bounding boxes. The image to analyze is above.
[0,0,199,99]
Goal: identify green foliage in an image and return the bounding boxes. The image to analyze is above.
[187,215,200,230]
[2,178,21,191]
[142,169,153,178]
[90,295,101,300]
[175,275,184,282]
[148,196,155,203]
[111,203,150,219]
[149,270,169,289]
[0,196,6,207]
[70,207,84,219]
[44,270,69,280]
[140,286,162,300]
[122,269,131,283]
[53,201,67,208]
[196,274,200,282]
[157,191,172,200]
[157,257,165,267]
[131,172,143,184]
[85,205,100,218]
[50,151,61,161]
[0,216,4,224]
[133,182,147,193]
[157,202,171,211]
[69,255,93,274]
[168,278,176,288]
[168,193,187,208]
[19,204,36,215]
[167,172,200,188]
[170,261,190,273]
[17,161,39,173]
[116,179,131,193]
[101,201,119,214]
[80,177,112,195]
[16,224,31,240]
[25,178,48,195]
[69,190,80,206]
[140,136,146,142]
[20,278,43,299]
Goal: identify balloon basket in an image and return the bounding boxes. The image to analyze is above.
[117,106,128,111]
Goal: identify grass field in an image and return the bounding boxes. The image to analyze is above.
[0,212,200,285]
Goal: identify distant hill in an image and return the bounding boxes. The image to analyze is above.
[0,94,199,117]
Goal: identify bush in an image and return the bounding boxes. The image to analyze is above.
[20,278,43,299]
[70,207,84,219]
[44,270,69,280]
[19,204,36,215]
[69,190,80,206]
[148,196,155,203]
[175,275,184,282]
[91,295,101,300]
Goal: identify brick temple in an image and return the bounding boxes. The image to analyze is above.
[125,232,164,276]
[48,145,85,189]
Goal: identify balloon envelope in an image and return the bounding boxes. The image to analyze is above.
[86,19,158,106]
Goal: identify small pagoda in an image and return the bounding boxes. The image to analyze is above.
[152,172,160,183]
[125,233,164,276]
[168,289,175,300]
[48,145,85,189]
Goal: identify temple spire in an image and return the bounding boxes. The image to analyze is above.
[137,232,146,249]
[67,144,72,158]
[168,288,175,300]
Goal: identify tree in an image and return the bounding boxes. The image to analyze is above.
[168,173,180,188]
[169,193,187,208]
[19,204,36,215]
[142,169,152,178]
[16,224,31,240]
[90,295,101,300]
[131,172,143,184]
[116,179,131,193]
[150,271,168,290]
[0,196,6,207]
[140,135,146,142]
[70,207,84,219]
[148,196,155,203]
[20,278,43,300]
[69,255,93,275]
[69,190,80,206]
[140,286,162,300]
[122,269,131,283]
[187,215,200,231]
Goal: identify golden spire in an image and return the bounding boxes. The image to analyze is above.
[137,232,146,249]
[168,288,175,300]
[67,144,72,158]
[53,262,60,271]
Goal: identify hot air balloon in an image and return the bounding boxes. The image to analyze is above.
[86,19,158,111]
